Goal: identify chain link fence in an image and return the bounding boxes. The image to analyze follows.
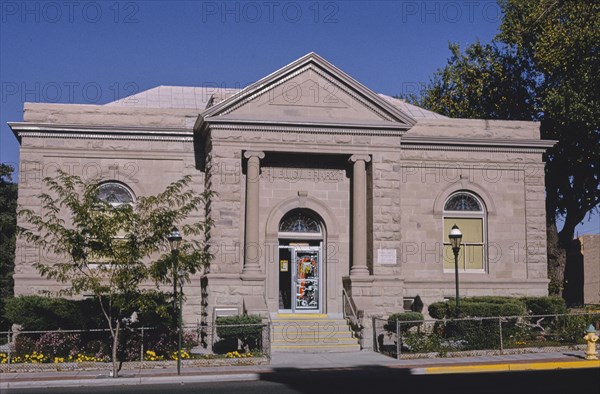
[0,322,270,372]
[374,312,600,359]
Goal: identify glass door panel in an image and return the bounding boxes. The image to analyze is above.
[294,250,320,311]
[278,247,292,311]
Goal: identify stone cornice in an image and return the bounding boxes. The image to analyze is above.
[9,122,193,142]
[401,135,556,153]
[204,121,408,137]
[404,278,549,285]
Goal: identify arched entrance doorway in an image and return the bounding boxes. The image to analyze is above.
[278,209,325,313]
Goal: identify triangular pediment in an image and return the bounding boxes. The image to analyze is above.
[200,53,416,129]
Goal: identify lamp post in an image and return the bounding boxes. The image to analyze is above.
[177,269,184,375]
[448,224,463,317]
[167,227,183,376]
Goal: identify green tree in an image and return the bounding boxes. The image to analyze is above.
[413,41,536,121]
[0,164,18,329]
[18,170,212,377]
[409,0,599,296]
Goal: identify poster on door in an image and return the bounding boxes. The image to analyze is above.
[295,253,319,310]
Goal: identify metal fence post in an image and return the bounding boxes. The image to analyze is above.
[396,320,401,360]
[7,331,11,364]
[372,317,377,352]
[264,322,271,360]
[498,318,503,353]
[140,327,145,362]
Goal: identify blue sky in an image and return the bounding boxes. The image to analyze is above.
[0,1,597,234]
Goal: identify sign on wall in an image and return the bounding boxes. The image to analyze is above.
[377,249,397,265]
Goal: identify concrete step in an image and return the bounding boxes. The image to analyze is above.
[272,318,348,326]
[272,322,356,340]
[271,343,361,352]
[272,336,359,345]
[273,330,355,340]
[270,315,360,353]
[272,320,350,328]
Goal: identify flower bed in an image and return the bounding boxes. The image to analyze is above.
[0,351,269,373]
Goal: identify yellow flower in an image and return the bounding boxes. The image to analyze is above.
[170,350,190,360]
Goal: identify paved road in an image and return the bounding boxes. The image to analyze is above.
[5,367,599,394]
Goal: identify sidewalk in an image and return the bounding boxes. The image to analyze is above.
[1,350,598,390]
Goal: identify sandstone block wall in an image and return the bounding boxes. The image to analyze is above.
[15,135,206,324]
[398,147,548,312]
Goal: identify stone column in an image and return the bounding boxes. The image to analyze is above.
[243,151,265,275]
[349,154,371,276]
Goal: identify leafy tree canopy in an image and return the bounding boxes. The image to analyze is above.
[0,163,18,330]
[18,170,213,376]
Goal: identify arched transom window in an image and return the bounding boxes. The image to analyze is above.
[443,192,486,272]
[279,209,322,235]
[97,182,135,206]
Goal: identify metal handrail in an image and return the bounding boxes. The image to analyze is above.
[342,288,362,330]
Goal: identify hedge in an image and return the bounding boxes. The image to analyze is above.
[424,297,522,350]
[426,296,567,319]
[427,302,450,319]
[215,315,263,351]
[391,296,597,353]
[3,294,176,331]
[521,296,567,316]
[3,296,97,331]
[385,312,424,333]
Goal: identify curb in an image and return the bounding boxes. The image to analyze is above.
[411,360,600,375]
[0,373,261,390]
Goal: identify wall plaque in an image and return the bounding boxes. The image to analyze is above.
[377,249,397,265]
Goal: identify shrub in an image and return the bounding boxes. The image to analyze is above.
[402,330,445,354]
[216,315,263,351]
[81,339,110,360]
[456,302,524,318]
[556,314,588,343]
[35,332,81,358]
[521,296,567,316]
[421,297,597,352]
[4,296,84,330]
[146,329,199,358]
[428,297,525,319]
[386,312,424,333]
[463,296,521,305]
[426,297,524,350]
[3,293,174,332]
[3,296,109,330]
[14,335,36,357]
[427,302,450,319]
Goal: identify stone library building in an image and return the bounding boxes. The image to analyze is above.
[11,53,555,350]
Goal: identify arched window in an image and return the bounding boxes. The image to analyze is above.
[89,182,135,267]
[443,192,486,272]
[279,209,322,234]
[97,182,135,206]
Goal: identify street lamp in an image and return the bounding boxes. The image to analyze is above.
[168,227,182,312]
[448,224,463,317]
[177,269,184,376]
[167,227,183,375]
[168,227,182,251]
